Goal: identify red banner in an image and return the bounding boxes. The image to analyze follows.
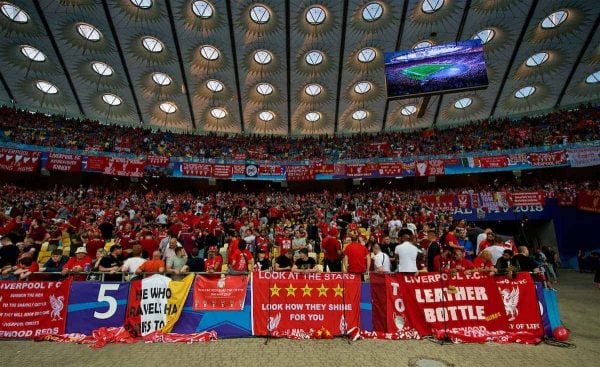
[232,164,245,175]
[146,156,170,167]
[457,194,470,208]
[345,163,376,177]
[577,189,600,213]
[395,272,511,337]
[192,275,248,311]
[258,164,284,176]
[0,279,71,339]
[416,160,445,176]
[252,271,360,338]
[509,191,545,207]
[528,150,567,167]
[85,156,109,171]
[181,163,213,177]
[495,273,543,336]
[46,153,82,172]
[0,148,40,173]
[311,162,334,174]
[479,155,509,168]
[508,153,529,165]
[370,271,542,343]
[378,162,403,176]
[212,164,233,179]
[104,158,144,177]
[420,194,455,209]
[285,165,314,181]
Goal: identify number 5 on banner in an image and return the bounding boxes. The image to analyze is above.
[94,284,120,320]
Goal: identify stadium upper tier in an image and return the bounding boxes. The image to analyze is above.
[0,105,598,161]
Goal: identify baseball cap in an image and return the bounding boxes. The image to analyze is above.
[75,247,88,254]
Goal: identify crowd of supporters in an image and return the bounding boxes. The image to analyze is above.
[0,104,598,160]
[0,178,595,283]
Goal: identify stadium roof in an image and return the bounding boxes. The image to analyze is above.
[0,0,598,135]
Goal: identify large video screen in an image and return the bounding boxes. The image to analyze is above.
[384,39,488,98]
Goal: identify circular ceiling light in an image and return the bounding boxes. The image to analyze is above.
[102,93,122,106]
[515,86,536,99]
[210,107,227,119]
[1,2,29,23]
[130,0,152,9]
[472,28,495,45]
[525,52,549,67]
[160,102,177,114]
[253,49,272,64]
[35,80,58,95]
[249,4,270,24]
[540,10,568,29]
[259,111,274,121]
[20,45,46,62]
[305,50,324,65]
[352,110,368,120]
[305,111,321,122]
[401,105,417,116]
[91,61,114,76]
[305,6,326,25]
[76,23,102,42]
[413,40,433,50]
[454,97,472,109]
[191,0,213,18]
[256,83,274,95]
[200,45,220,60]
[152,72,172,86]
[142,36,164,53]
[357,47,376,63]
[305,84,322,96]
[206,79,224,92]
[585,71,600,84]
[421,0,444,14]
[354,81,372,94]
[362,2,383,22]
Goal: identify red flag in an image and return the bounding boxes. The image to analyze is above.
[251,271,360,338]
[193,275,248,311]
[495,273,544,337]
[46,153,82,172]
[0,148,40,173]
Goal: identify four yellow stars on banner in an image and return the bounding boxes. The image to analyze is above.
[269,283,344,298]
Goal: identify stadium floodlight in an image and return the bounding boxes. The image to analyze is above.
[421,0,444,14]
[206,79,224,92]
[130,0,152,9]
[76,23,102,42]
[525,52,549,67]
[352,110,368,120]
[200,45,220,60]
[142,36,164,53]
[401,105,416,116]
[192,1,213,18]
[541,10,568,29]
[354,81,371,94]
[362,2,383,22]
[210,107,227,119]
[36,80,58,95]
[259,111,274,121]
[305,84,322,96]
[357,47,376,63]
[305,50,324,65]
[305,112,321,122]
[160,102,177,114]
[91,61,114,76]
[102,93,122,106]
[1,2,29,23]
[249,5,270,24]
[454,97,472,109]
[585,71,600,84]
[306,6,326,25]
[256,83,274,95]
[254,50,273,65]
[20,45,46,62]
[515,86,536,99]
[152,72,172,86]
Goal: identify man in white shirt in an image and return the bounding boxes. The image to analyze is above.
[372,244,390,273]
[394,229,423,274]
[121,246,146,275]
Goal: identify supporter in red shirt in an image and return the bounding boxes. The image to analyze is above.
[343,234,370,279]
[86,233,106,256]
[204,246,223,273]
[62,247,93,280]
[473,249,496,275]
[229,242,253,274]
[322,228,342,272]
[450,247,475,274]
[477,231,495,254]
[139,234,158,258]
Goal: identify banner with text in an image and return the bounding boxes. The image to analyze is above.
[0,148,40,173]
[46,153,82,172]
[495,273,543,337]
[252,271,360,338]
[193,275,248,311]
[125,274,193,336]
[66,282,129,335]
[0,279,71,339]
[577,189,600,214]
